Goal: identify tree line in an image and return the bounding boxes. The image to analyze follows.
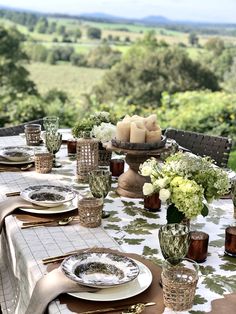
[0,24,236,145]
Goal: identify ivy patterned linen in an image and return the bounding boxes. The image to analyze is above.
[0,135,235,314]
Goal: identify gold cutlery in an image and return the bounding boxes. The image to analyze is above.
[0,167,21,172]
[6,191,20,197]
[78,302,156,314]
[42,250,80,264]
[0,163,34,173]
[21,217,79,229]
[42,247,98,264]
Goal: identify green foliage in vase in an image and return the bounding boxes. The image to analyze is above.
[72,111,116,138]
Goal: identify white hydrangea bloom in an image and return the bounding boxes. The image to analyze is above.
[92,123,116,142]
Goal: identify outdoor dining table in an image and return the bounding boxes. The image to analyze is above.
[0,134,236,313]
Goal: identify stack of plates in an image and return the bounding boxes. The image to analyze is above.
[19,185,77,214]
[0,146,34,165]
[61,252,153,301]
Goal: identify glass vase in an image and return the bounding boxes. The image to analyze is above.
[166,203,187,224]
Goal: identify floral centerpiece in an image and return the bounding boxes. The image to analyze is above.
[72,111,116,139]
[139,152,230,223]
[92,122,116,143]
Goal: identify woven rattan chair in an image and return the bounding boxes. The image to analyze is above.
[164,128,232,168]
[0,119,44,137]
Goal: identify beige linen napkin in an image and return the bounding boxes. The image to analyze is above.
[26,249,164,314]
[0,196,43,231]
[25,267,97,314]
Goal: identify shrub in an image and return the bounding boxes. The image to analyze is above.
[86,44,121,69]
[87,27,101,39]
[157,91,236,144]
[92,47,219,106]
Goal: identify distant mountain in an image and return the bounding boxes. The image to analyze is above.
[140,15,170,24]
[78,12,171,25]
[79,12,120,20]
[1,6,235,27]
[75,12,236,27]
[77,12,135,24]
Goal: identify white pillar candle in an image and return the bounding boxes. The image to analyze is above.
[130,122,146,143]
[144,114,158,131]
[146,128,162,143]
[116,121,131,142]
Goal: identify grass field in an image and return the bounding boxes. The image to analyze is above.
[229,150,236,170]
[26,62,106,100]
[2,16,236,56]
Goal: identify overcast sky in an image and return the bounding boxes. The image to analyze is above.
[0,0,235,23]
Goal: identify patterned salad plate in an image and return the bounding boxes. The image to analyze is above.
[0,146,33,163]
[61,252,140,288]
[20,185,76,207]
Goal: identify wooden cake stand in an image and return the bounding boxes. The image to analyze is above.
[104,141,175,198]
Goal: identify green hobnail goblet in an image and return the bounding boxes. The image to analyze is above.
[45,132,62,168]
[158,223,190,265]
[89,169,112,218]
[43,116,59,134]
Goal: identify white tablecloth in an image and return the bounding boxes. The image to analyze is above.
[0,135,235,314]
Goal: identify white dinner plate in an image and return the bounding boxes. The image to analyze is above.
[0,157,34,165]
[0,146,34,164]
[20,185,76,207]
[68,259,152,301]
[0,149,31,162]
[19,197,77,214]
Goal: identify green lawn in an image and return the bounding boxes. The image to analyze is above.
[229,150,236,170]
[26,62,106,100]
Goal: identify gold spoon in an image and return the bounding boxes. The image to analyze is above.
[21,163,34,171]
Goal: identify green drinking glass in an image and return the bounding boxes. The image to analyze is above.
[43,116,59,134]
[45,132,62,168]
[158,223,190,265]
[89,169,112,218]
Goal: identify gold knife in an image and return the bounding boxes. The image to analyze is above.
[78,302,156,314]
[6,191,21,197]
[22,217,79,226]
